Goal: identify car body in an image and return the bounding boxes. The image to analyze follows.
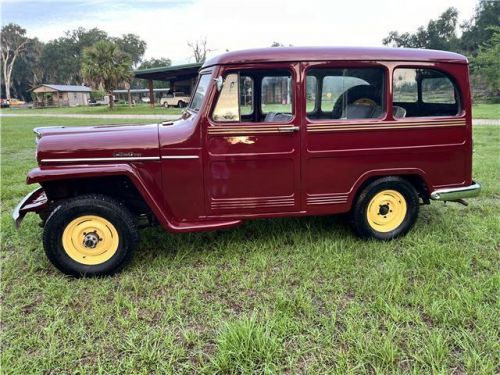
[0,98,9,108]
[160,91,190,108]
[14,47,480,276]
[9,98,25,106]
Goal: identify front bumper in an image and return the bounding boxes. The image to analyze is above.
[430,181,481,201]
[12,187,48,228]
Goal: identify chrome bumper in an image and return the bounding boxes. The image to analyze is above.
[430,182,481,201]
[12,187,47,228]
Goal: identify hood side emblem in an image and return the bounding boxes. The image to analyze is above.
[113,152,143,158]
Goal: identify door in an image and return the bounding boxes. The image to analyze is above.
[203,64,302,216]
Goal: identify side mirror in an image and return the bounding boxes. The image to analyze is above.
[214,76,224,92]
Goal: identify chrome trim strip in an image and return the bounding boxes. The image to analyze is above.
[41,156,160,163]
[161,155,199,159]
[430,182,481,201]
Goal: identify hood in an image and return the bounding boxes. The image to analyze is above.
[36,123,160,164]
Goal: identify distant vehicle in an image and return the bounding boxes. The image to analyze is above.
[160,91,190,108]
[14,47,481,277]
[141,97,150,103]
[9,98,25,106]
[0,99,9,108]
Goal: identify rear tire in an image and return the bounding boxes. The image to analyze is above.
[177,101,185,108]
[43,194,138,277]
[350,177,419,240]
[163,102,169,108]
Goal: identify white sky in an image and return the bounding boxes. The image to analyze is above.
[1,0,478,65]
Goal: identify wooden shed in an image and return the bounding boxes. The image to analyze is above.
[32,84,91,108]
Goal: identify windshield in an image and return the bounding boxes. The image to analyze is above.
[189,74,212,111]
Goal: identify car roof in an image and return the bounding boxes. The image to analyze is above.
[203,47,468,68]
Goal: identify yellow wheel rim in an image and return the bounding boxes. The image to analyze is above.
[62,215,119,265]
[366,190,407,233]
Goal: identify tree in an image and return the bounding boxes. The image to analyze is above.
[137,57,172,70]
[40,27,108,84]
[81,40,132,109]
[187,37,212,63]
[114,34,147,69]
[461,0,500,55]
[113,34,147,106]
[382,7,460,51]
[11,37,44,100]
[471,26,500,100]
[0,23,31,100]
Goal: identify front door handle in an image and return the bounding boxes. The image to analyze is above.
[278,126,300,133]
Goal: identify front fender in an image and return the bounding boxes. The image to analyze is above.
[26,163,179,231]
[25,164,240,233]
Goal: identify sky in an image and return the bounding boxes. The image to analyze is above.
[1,0,478,65]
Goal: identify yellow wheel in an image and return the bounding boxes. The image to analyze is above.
[366,190,407,233]
[351,177,419,240]
[62,215,119,265]
[44,195,138,276]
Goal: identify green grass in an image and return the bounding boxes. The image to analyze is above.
[0,103,182,116]
[472,103,500,119]
[1,117,499,373]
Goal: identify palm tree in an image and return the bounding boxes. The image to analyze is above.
[81,40,132,109]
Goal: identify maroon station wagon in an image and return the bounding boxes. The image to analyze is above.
[14,47,481,276]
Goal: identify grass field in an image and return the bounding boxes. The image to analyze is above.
[1,102,498,119]
[472,103,500,119]
[0,103,183,116]
[1,117,499,373]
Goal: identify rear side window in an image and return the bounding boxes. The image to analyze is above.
[306,68,385,120]
[392,68,459,118]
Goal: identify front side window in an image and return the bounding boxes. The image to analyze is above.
[306,68,385,120]
[392,68,459,118]
[189,74,212,112]
[211,70,294,123]
[261,75,292,114]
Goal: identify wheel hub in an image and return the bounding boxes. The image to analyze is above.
[83,231,100,248]
[378,204,390,216]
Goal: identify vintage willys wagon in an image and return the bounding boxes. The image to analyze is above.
[14,47,480,276]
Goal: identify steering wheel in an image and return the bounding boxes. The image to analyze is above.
[331,85,380,119]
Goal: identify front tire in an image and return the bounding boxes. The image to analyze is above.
[351,177,419,240]
[177,101,186,108]
[43,195,139,277]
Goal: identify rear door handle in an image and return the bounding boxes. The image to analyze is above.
[278,126,300,133]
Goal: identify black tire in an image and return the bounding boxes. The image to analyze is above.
[43,194,139,277]
[163,102,169,108]
[177,101,185,108]
[350,177,419,240]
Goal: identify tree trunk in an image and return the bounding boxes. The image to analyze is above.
[108,94,114,109]
[128,88,132,108]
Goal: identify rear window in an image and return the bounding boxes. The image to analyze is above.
[392,68,460,118]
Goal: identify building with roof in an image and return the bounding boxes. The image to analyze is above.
[134,63,202,107]
[32,84,92,108]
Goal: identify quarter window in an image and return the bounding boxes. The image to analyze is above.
[306,68,385,120]
[392,68,459,118]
